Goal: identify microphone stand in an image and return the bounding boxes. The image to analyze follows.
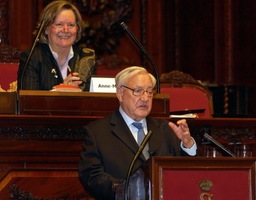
[120,22,160,94]
[124,130,153,200]
[20,20,45,90]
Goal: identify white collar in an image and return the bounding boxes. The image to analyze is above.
[48,45,74,61]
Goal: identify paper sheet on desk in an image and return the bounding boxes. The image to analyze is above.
[170,113,198,118]
[169,109,205,118]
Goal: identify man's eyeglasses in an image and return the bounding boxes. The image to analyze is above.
[51,23,77,30]
[121,85,155,97]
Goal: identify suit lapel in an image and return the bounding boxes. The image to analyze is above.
[146,117,164,156]
[41,44,63,82]
[110,110,143,157]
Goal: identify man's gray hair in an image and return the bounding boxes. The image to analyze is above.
[115,66,156,87]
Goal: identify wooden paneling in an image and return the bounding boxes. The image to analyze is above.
[5,0,256,116]
[0,139,92,199]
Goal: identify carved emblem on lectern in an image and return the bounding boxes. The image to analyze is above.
[198,179,213,200]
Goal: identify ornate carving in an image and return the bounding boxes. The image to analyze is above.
[76,0,135,68]
[160,70,203,87]
[0,127,84,140]
[10,184,35,200]
[212,127,254,142]
[96,53,135,69]
[190,125,255,142]
[0,44,21,62]
[9,184,94,200]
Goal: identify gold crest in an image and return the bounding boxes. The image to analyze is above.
[198,179,213,191]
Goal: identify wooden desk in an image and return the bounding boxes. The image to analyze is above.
[18,90,170,117]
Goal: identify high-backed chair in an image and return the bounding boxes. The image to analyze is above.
[160,70,214,118]
[0,44,20,91]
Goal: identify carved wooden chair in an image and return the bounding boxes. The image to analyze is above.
[160,70,214,118]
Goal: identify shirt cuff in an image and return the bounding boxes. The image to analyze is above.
[180,137,197,156]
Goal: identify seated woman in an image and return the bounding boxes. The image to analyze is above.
[18,0,96,91]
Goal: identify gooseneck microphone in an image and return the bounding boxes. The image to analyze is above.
[124,130,153,200]
[20,20,46,90]
[203,133,236,157]
[120,22,160,94]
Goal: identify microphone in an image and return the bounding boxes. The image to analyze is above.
[149,148,157,156]
[124,130,153,200]
[20,20,46,90]
[203,133,236,157]
[120,22,160,94]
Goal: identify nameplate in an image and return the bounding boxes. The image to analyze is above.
[90,77,116,93]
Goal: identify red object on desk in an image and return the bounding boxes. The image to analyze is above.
[0,62,19,90]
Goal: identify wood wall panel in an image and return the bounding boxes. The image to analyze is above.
[145,0,165,75]
[9,0,39,50]
[0,140,93,199]
[231,1,256,87]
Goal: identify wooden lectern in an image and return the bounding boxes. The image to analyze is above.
[116,157,256,200]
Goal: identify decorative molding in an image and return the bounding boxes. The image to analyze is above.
[0,127,84,140]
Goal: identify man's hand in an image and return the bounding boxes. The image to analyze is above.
[168,119,194,148]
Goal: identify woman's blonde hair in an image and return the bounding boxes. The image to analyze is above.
[36,0,85,43]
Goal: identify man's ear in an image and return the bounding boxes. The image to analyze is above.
[116,87,123,102]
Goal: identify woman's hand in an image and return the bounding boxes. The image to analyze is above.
[63,72,82,86]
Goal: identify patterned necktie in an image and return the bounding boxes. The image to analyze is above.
[132,122,149,159]
[132,122,145,145]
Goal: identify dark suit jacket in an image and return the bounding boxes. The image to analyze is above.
[78,109,201,200]
[18,43,96,91]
